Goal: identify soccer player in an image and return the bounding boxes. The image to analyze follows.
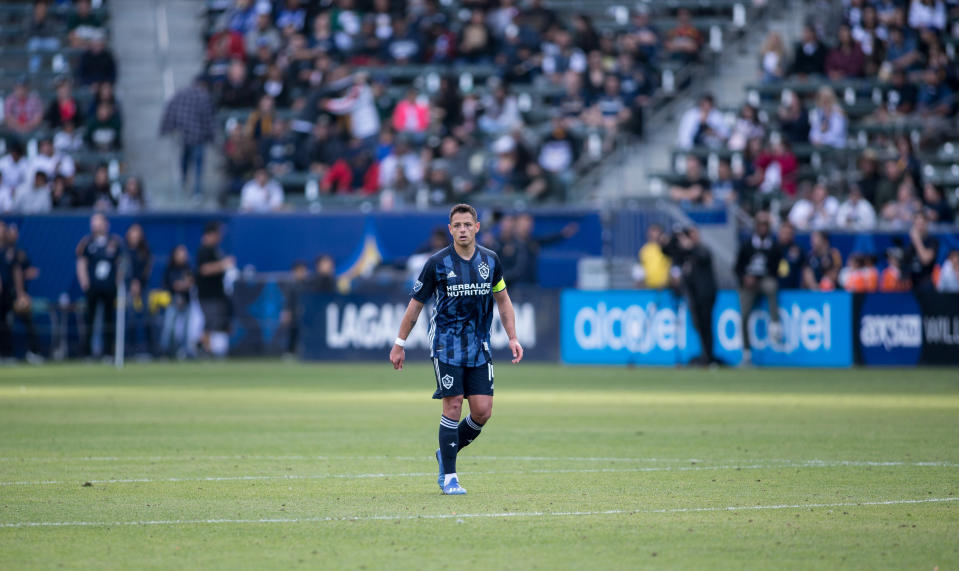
[390,204,523,495]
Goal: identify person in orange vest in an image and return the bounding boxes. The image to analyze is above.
[879,246,912,292]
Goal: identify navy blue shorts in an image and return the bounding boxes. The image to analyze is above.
[432,358,494,399]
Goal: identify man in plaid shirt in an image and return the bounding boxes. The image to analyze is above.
[3,78,43,135]
[160,75,217,198]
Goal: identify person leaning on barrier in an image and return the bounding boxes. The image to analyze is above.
[734,211,783,366]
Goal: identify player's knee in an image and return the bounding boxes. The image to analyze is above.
[443,398,463,419]
[473,408,492,424]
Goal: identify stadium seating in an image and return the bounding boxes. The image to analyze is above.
[0,1,126,209]
[202,0,769,210]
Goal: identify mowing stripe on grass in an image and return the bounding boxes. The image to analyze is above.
[2,460,957,487]
[1,498,955,529]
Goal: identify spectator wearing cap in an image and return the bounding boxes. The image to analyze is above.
[836,184,877,230]
[240,167,284,212]
[789,25,827,77]
[44,78,84,129]
[76,33,117,89]
[4,79,43,134]
[160,76,217,197]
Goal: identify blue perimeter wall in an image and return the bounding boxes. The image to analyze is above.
[1,210,603,300]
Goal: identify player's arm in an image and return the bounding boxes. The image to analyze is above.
[494,288,523,364]
[76,239,89,292]
[390,298,425,371]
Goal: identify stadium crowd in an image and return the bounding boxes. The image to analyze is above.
[669,0,959,228]
[0,0,142,214]
[198,0,724,208]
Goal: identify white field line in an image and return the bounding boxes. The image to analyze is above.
[1,498,955,529]
[2,454,957,465]
[1,460,956,487]
[0,455,698,463]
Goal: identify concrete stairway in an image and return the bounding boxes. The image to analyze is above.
[110,0,221,209]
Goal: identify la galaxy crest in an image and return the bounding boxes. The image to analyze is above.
[478,262,490,280]
[441,374,454,389]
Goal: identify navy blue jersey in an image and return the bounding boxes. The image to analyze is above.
[412,245,506,367]
[76,234,124,292]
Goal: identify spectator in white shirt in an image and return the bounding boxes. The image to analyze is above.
[789,182,840,230]
[13,171,52,213]
[378,137,423,189]
[324,73,381,141]
[240,167,284,212]
[836,184,877,230]
[677,93,729,150]
[808,86,847,148]
[938,249,959,292]
[29,138,76,182]
[908,0,946,31]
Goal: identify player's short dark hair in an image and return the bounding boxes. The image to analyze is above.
[203,221,222,235]
[449,203,477,223]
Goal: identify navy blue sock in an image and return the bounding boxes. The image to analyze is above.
[439,415,459,474]
[457,415,484,450]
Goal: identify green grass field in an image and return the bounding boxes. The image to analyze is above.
[1,362,957,570]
